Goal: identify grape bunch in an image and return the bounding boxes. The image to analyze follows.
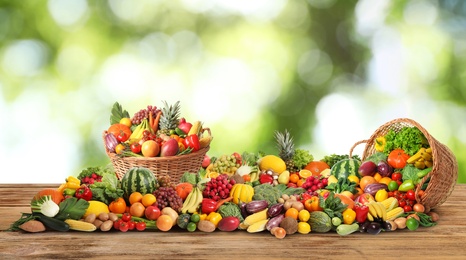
[131,105,161,125]
[153,186,183,212]
[212,154,240,175]
[301,176,328,196]
[202,174,235,201]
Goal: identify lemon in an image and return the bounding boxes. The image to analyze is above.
[84,200,109,218]
[298,209,311,222]
[119,117,132,127]
[297,222,311,234]
[258,155,286,173]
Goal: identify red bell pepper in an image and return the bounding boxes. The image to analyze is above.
[75,185,93,201]
[201,197,233,214]
[184,134,200,152]
[259,174,274,184]
[354,203,369,223]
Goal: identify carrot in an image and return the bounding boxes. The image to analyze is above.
[149,112,154,133]
[152,111,162,133]
[20,220,46,233]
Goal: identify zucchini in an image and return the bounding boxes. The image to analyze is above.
[33,213,70,232]
[336,223,359,236]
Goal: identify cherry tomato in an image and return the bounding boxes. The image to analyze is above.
[403,205,413,212]
[119,221,129,232]
[121,212,132,222]
[130,143,142,153]
[391,172,402,181]
[113,219,123,230]
[136,221,146,231]
[399,200,407,208]
[406,190,416,201]
[406,217,419,231]
[127,221,135,231]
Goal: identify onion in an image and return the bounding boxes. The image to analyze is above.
[105,133,119,153]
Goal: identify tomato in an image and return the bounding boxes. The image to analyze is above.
[117,132,129,142]
[130,143,141,154]
[121,212,132,222]
[136,221,146,231]
[127,221,135,230]
[387,149,410,169]
[406,189,416,201]
[391,172,402,181]
[119,221,129,232]
[113,219,123,230]
[406,217,419,231]
[403,205,412,212]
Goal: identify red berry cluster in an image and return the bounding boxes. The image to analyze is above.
[202,174,235,201]
[389,189,417,212]
[301,176,328,196]
[81,173,102,185]
[113,213,146,232]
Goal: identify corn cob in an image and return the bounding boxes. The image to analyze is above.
[65,219,97,232]
[386,207,405,221]
[380,197,398,211]
[199,128,212,148]
[188,121,203,136]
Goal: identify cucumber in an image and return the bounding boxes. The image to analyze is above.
[33,213,70,232]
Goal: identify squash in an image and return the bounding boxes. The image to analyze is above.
[177,213,191,229]
[230,184,254,204]
[308,211,332,233]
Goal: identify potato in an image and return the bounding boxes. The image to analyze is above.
[84,213,96,223]
[98,212,109,221]
[100,220,113,232]
[197,220,216,233]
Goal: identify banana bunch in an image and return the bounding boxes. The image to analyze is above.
[407,147,433,169]
[367,198,404,222]
[126,118,152,144]
[240,209,269,233]
[181,186,203,214]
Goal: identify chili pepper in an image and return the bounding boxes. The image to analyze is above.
[74,185,93,201]
[206,212,222,227]
[398,180,415,192]
[63,188,76,197]
[183,134,200,152]
[174,127,187,137]
[201,198,218,214]
[354,203,369,223]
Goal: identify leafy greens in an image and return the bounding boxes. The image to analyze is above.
[383,127,428,156]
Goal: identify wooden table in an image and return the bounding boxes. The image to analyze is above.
[1,184,465,259]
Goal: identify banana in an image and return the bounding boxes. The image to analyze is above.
[368,202,378,219]
[407,148,425,164]
[425,147,432,154]
[425,160,433,168]
[181,188,197,214]
[377,202,388,221]
[414,160,426,169]
[188,187,203,213]
[367,212,374,222]
[421,150,432,161]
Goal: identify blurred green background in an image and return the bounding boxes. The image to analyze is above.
[0,0,464,183]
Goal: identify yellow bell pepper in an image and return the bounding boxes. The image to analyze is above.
[375,136,386,152]
[199,213,208,221]
[206,212,222,227]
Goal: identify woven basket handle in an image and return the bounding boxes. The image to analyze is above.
[349,139,368,158]
[200,127,212,138]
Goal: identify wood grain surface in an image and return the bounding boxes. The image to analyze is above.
[1,184,465,259]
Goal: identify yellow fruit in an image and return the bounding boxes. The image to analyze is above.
[258,155,286,173]
[142,193,157,207]
[298,209,310,222]
[347,175,360,185]
[84,201,109,218]
[297,222,311,234]
[375,189,389,202]
[119,117,132,128]
[298,169,312,179]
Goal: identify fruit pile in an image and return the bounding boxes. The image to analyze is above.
[105,101,212,158]
[8,120,445,238]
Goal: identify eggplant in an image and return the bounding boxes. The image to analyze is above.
[239,202,250,219]
[266,214,285,231]
[245,200,269,214]
[364,183,388,196]
[267,203,284,218]
[359,221,370,233]
[105,133,118,153]
[366,221,382,235]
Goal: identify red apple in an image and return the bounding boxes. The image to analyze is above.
[354,193,375,205]
[201,154,211,168]
[145,205,161,220]
[358,161,377,177]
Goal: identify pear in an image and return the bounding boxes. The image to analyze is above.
[278,170,290,184]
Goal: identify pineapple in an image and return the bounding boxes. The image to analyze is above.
[157,100,181,136]
[274,129,297,172]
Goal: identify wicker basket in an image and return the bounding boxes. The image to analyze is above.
[103,130,211,182]
[349,118,458,212]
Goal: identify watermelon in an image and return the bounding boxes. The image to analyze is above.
[121,167,157,199]
[330,158,361,179]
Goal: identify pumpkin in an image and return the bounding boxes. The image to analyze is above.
[175,182,193,200]
[31,189,64,205]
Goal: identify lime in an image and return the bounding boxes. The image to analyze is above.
[388,181,399,192]
[190,214,200,223]
[187,222,197,232]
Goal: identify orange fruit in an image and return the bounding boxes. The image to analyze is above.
[304,161,330,177]
[129,202,145,217]
[298,169,312,179]
[296,178,305,187]
[373,173,382,182]
[285,208,299,220]
[289,173,300,184]
[379,177,392,186]
[129,192,143,205]
[141,193,157,207]
[359,176,377,191]
[156,215,173,231]
[141,140,160,157]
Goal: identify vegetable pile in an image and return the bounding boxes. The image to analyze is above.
[7,110,445,238]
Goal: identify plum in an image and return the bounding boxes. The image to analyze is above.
[358,161,377,177]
